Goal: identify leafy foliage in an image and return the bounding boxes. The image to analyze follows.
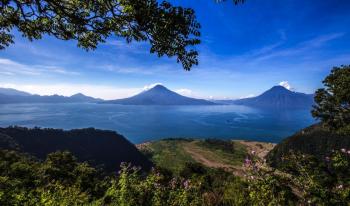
[0,150,108,205]
[1,145,349,205]
[0,0,200,70]
[279,151,350,205]
[312,65,350,134]
[245,148,350,205]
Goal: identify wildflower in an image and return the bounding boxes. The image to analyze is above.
[325,156,330,162]
[154,183,161,188]
[341,148,346,153]
[337,184,343,189]
[183,180,190,189]
[170,178,177,189]
[244,158,252,166]
[347,150,350,154]
[251,150,256,155]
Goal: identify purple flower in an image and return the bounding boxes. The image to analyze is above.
[183,180,190,189]
[244,158,252,166]
[251,150,256,155]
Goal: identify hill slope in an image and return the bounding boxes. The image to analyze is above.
[104,85,216,105]
[138,138,274,176]
[0,88,31,96]
[0,127,152,172]
[233,86,314,109]
[267,124,350,168]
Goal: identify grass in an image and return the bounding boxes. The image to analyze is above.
[141,139,196,174]
[138,138,248,175]
[195,140,247,166]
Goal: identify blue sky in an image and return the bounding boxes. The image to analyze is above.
[1,0,350,100]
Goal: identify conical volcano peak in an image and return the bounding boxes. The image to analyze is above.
[104,84,216,105]
[269,85,291,92]
[233,85,314,108]
[149,84,169,91]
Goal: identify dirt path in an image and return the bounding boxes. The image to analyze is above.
[183,143,245,176]
[238,140,276,159]
[182,141,275,177]
[137,140,276,177]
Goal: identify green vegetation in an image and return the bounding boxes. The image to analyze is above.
[139,139,196,175]
[0,149,248,206]
[2,142,348,205]
[0,126,152,172]
[247,149,350,205]
[198,139,247,165]
[312,65,350,134]
[267,124,350,168]
[138,138,247,175]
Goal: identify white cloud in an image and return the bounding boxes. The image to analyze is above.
[279,81,293,90]
[102,39,149,54]
[0,58,79,76]
[176,88,193,97]
[254,33,345,61]
[142,83,163,91]
[101,63,177,76]
[239,94,256,99]
[104,65,154,75]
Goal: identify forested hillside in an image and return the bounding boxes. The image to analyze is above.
[0,127,152,172]
[267,124,350,168]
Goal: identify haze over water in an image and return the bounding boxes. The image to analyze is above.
[0,103,315,144]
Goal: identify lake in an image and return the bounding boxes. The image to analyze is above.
[0,103,316,144]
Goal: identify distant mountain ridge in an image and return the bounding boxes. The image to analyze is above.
[0,88,102,104]
[232,86,314,109]
[103,85,216,105]
[0,88,32,96]
[0,85,314,107]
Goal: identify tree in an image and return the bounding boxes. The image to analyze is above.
[0,0,200,70]
[312,65,350,133]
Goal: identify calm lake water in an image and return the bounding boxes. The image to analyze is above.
[0,103,316,144]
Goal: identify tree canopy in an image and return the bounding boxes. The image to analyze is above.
[312,65,350,133]
[0,0,200,70]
